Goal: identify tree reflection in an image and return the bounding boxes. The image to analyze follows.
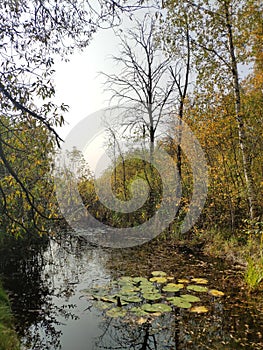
[95,312,178,349]
[0,233,104,350]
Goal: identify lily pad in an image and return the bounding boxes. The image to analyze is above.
[168,297,192,309]
[191,278,208,285]
[187,285,208,293]
[119,276,134,283]
[162,283,184,292]
[149,277,167,284]
[137,317,148,324]
[143,293,162,301]
[180,294,201,303]
[166,276,174,281]
[106,307,127,318]
[190,306,209,313]
[140,286,159,294]
[151,271,167,277]
[121,296,142,303]
[130,307,148,317]
[178,278,189,284]
[208,289,225,297]
[133,277,149,284]
[120,286,140,293]
[100,296,116,303]
[142,303,172,313]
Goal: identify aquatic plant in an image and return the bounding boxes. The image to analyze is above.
[81,271,225,321]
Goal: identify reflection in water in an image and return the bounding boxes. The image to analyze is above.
[0,233,262,349]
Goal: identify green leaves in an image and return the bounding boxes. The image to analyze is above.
[187,285,208,293]
[81,272,225,320]
[162,283,184,292]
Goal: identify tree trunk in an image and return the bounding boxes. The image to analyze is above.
[224,1,257,220]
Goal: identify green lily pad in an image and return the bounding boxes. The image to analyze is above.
[133,277,149,284]
[119,276,134,283]
[151,271,167,277]
[142,303,172,313]
[121,296,142,303]
[180,294,201,303]
[168,297,192,309]
[140,285,159,293]
[120,286,140,293]
[149,277,167,284]
[106,307,127,318]
[187,285,208,292]
[143,293,162,301]
[153,303,172,313]
[162,283,184,292]
[130,307,148,317]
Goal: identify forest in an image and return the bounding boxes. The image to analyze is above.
[0,1,262,349]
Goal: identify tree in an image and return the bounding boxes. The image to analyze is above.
[0,115,58,235]
[0,0,148,233]
[102,15,178,161]
[163,0,261,219]
[102,15,180,216]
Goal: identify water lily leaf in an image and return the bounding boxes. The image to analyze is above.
[130,307,148,316]
[168,297,191,309]
[180,294,201,303]
[151,271,167,277]
[166,276,174,281]
[208,289,224,297]
[121,296,142,303]
[190,306,209,313]
[142,303,172,313]
[140,286,159,293]
[143,293,162,301]
[119,276,134,283]
[162,283,184,292]
[187,285,208,292]
[120,286,140,293]
[153,303,172,313]
[106,307,127,318]
[141,303,156,313]
[137,317,148,325]
[133,277,149,284]
[191,278,208,284]
[149,277,167,284]
[100,296,116,303]
[178,279,189,284]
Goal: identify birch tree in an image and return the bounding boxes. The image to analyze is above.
[163,0,261,219]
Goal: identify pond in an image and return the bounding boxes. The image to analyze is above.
[0,232,262,350]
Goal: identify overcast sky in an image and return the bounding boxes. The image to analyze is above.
[54,26,120,139]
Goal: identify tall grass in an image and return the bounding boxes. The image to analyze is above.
[0,283,20,350]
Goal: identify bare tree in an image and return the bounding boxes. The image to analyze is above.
[102,15,178,162]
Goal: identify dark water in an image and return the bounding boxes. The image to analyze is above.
[0,233,262,350]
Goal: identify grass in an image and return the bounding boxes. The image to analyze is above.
[0,283,20,350]
[244,257,263,292]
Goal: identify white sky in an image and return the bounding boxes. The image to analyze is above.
[54,27,120,139]
[53,11,150,173]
